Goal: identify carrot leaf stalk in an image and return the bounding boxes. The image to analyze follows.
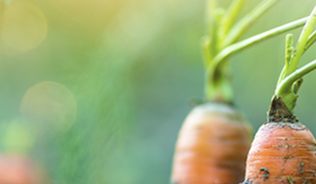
[304,30,316,52]
[275,5,316,113]
[210,17,308,73]
[206,0,217,37]
[221,0,279,48]
[222,0,247,35]
[276,59,316,112]
[203,2,309,103]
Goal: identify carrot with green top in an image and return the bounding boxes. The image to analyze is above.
[171,0,310,183]
[243,4,316,184]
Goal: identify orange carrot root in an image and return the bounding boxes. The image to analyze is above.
[243,122,316,184]
[171,103,252,184]
[0,155,49,184]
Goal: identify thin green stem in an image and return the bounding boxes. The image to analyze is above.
[221,0,279,48]
[276,59,316,96]
[274,5,316,113]
[213,9,225,53]
[222,0,247,35]
[210,17,308,71]
[304,30,316,53]
[276,34,294,86]
[285,34,294,66]
[205,0,217,59]
[201,36,212,66]
[206,7,223,61]
[206,0,217,35]
[286,6,316,76]
[205,58,233,102]
[291,78,303,95]
[205,0,217,40]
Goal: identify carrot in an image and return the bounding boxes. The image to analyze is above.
[244,97,316,184]
[171,0,311,183]
[243,5,316,184]
[171,103,252,184]
[0,154,49,184]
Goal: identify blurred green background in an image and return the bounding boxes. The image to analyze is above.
[0,0,316,183]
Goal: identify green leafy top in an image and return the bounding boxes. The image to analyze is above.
[203,0,308,103]
[275,5,316,113]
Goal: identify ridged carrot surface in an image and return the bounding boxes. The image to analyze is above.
[244,122,316,184]
[171,103,252,184]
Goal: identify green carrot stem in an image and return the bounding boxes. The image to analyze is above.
[275,59,316,112]
[222,0,247,35]
[285,6,316,77]
[221,0,279,48]
[205,58,233,102]
[274,5,316,113]
[206,0,217,35]
[201,36,212,66]
[291,78,303,95]
[285,34,294,66]
[207,8,224,62]
[276,34,294,86]
[304,30,316,53]
[205,17,308,103]
[277,59,316,94]
[206,0,218,54]
[210,17,308,72]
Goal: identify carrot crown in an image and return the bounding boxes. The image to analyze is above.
[203,0,309,104]
[274,5,316,114]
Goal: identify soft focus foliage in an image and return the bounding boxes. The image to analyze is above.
[0,0,316,183]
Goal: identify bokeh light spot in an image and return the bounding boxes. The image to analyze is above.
[1,3,47,52]
[20,82,77,132]
[0,120,34,154]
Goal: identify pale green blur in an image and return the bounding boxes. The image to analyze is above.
[0,0,316,183]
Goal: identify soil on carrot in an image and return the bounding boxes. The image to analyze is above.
[268,96,298,123]
[243,99,316,184]
[243,121,316,184]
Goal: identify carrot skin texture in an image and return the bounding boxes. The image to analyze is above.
[244,122,316,184]
[171,103,252,184]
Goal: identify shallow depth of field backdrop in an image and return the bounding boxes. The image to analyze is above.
[0,0,316,183]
